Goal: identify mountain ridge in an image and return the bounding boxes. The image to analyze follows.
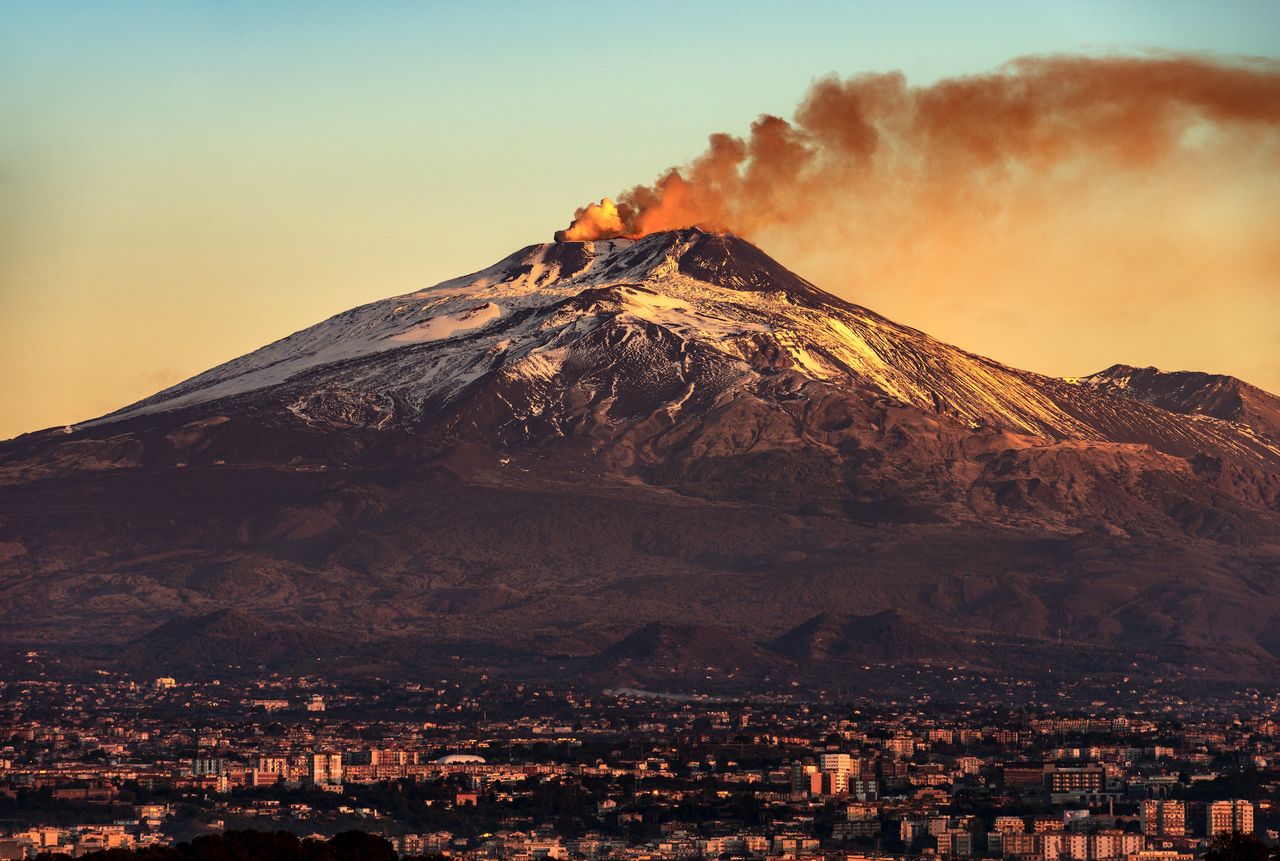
[1081,363,1280,442]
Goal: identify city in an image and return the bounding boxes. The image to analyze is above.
[0,656,1275,860]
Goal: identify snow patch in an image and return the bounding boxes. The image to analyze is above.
[389,303,501,343]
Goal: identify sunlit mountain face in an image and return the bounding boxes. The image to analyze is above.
[2,230,1279,686]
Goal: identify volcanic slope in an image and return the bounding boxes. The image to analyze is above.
[2,229,1279,683]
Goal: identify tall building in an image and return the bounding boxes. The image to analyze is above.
[1037,830,1064,861]
[886,735,916,757]
[937,829,973,858]
[1093,830,1143,860]
[310,752,343,787]
[1141,800,1186,837]
[791,761,821,795]
[1206,800,1253,837]
[836,806,881,840]
[822,769,849,796]
[256,755,289,776]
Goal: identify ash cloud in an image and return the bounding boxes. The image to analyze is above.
[558,55,1280,242]
[554,54,1280,391]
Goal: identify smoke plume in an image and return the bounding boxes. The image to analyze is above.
[555,55,1280,389]
[558,55,1280,242]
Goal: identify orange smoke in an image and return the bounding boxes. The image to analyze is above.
[555,198,629,242]
[556,55,1280,242]
[553,54,1280,393]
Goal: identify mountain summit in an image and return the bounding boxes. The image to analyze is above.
[2,230,1279,684]
[81,229,1280,468]
[98,228,1076,436]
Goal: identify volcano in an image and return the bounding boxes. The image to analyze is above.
[2,229,1278,684]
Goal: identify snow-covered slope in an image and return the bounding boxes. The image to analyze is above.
[104,230,1081,431]
[93,229,1279,471]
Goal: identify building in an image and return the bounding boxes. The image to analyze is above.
[886,735,916,758]
[791,761,821,795]
[772,835,820,857]
[394,833,453,856]
[191,757,226,777]
[1093,830,1143,860]
[310,752,343,786]
[1063,830,1140,861]
[1206,800,1253,837]
[937,829,973,858]
[821,753,853,774]
[834,807,881,840]
[1038,830,1064,861]
[1045,765,1107,802]
[993,816,1026,834]
[901,820,931,848]
[1141,800,1186,837]
[996,831,1036,857]
[1127,851,1193,861]
[1003,765,1047,790]
[850,778,879,801]
[822,769,849,796]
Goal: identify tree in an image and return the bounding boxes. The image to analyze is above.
[36,829,400,861]
[326,831,397,861]
[1203,831,1274,861]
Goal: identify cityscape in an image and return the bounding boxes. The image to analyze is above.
[0,658,1276,860]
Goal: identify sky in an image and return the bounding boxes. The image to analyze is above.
[2,1,1279,440]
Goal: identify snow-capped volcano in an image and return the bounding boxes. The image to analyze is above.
[93,229,1279,469]
[3,229,1280,684]
[106,226,1086,435]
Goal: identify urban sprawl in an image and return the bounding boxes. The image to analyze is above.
[0,662,1276,860]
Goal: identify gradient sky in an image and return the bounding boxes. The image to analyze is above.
[3,1,1279,440]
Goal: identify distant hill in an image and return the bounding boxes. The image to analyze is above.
[768,610,955,663]
[588,623,791,684]
[120,609,348,672]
